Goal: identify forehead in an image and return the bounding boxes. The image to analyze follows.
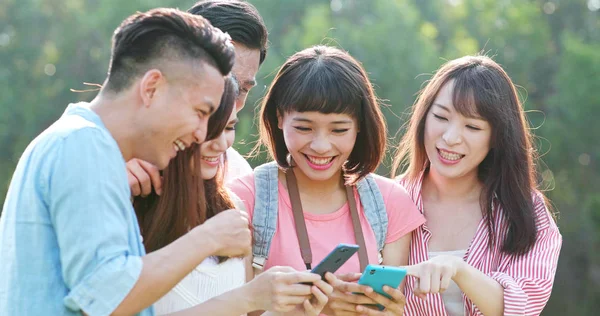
[433,79,481,119]
[174,62,224,107]
[232,43,260,82]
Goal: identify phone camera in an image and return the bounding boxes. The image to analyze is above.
[369,269,376,275]
[341,248,348,252]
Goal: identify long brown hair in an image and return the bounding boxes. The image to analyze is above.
[255,45,387,185]
[134,76,237,253]
[393,55,544,255]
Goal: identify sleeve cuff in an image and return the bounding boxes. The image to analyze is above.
[489,271,528,316]
[64,254,143,316]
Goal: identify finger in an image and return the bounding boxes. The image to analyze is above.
[126,160,148,196]
[311,284,329,310]
[430,265,441,294]
[275,283,314,296]
[363,289,393,308]
[277,294,312,306]
[128,161,152,197]
[329,298,360,313]
[356,304,385,315]
[313,279,334,296]
[268,266,297,273]
[413,280,427,301]
[139,160,162,195]
[337,291,377,305]
[440,270,452,293]
[127,170,141,196]
[379,286,406,314]
[402,264,420,277]
[336,272,362,282]
[325,272,340,286]
[419,267,431,294]
[335,280,374,295]
[281,271,321,284]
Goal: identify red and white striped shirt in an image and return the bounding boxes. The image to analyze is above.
[398,174,562,316]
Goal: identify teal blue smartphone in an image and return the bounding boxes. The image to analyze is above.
[356,264,407,310]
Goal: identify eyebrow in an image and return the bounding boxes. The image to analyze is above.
[203,101,216,114]
[292,118,354,124]
[433,103,484,120]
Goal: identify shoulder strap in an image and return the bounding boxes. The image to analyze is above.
[356,174,388,262]
[251,161,280,270]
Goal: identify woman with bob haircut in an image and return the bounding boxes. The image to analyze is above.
[228,45,425,315]
[133,76,333,316]
[393,55,562,316]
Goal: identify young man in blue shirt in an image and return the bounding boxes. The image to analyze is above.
[0,8,253,315]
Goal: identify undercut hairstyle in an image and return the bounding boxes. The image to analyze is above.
[256,45,387,184]
[134,76,238,254]
[105,7,235,92]
[393,55,548,255]
[188,0,268,64]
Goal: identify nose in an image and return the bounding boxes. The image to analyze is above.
[193,128,206,144]
[442,124,463,146]
[211,132,228,152]
[310,134,332,154]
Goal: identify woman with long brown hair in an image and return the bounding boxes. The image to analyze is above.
[133,76,332,316]
[394,56,562,316]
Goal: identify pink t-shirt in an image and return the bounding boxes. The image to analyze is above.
[227,173,425,274]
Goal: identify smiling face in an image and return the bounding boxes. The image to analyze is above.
[278,111,359,182]
[231,43,260,111]
[137,61,224,170]
[199,108,238,180]
[424,79,492,180]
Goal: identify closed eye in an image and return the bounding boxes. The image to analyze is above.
[433,114,447,121]
[332,129,349,134]
[466,125,482,131]
[293,126,311,132]
[225,125,236,131]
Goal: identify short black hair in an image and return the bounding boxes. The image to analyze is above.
[106,8,235,92]
[188,0,268,64]
[258,46,387,184]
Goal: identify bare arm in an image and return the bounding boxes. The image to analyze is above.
[111,209,252,316]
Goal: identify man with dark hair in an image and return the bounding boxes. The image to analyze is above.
[0,8,253,316]
[127,0,269,193]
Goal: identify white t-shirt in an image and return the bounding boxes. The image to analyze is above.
[224,147,253,183]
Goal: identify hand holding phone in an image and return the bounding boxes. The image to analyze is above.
[356,264,407,310]
[303,243,359,284]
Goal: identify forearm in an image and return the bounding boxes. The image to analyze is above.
[454,261,504,316]
[167,284,255,316]
[111,226,219,315]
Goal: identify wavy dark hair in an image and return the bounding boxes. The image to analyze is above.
[255,45,387,185]
[134,76,238,254]
[392,55,547,255]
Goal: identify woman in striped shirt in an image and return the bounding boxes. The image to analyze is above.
[392,55,562,316]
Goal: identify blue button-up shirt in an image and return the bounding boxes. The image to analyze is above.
[0,103,154,316]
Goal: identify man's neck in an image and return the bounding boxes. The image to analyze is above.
[89,90,138,162]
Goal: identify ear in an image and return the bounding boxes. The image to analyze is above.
[139,69,164,108]
[277,111,284,129]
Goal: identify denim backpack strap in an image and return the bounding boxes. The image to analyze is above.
[251,161,280,270]
[356,174,388,263]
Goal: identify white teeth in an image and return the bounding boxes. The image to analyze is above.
[306,155,334,165]
[439,149,462,161]
[174,139,185,151]
[202,156,219,162]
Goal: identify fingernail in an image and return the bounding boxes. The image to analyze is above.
[383,285,390,291]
